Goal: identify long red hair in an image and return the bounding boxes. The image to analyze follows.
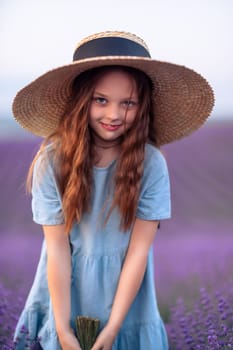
[27,66,158,233]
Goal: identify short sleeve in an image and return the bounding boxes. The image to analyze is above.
[136,145,171,221]
[31,152,64,225]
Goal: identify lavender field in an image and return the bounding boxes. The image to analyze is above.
[0,121,233,349]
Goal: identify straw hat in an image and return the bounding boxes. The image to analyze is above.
[12,31,214,145]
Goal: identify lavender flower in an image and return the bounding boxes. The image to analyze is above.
[166,286,233,349]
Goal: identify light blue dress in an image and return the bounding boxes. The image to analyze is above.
[14,144,171,350]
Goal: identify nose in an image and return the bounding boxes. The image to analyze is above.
[106,103,121,122]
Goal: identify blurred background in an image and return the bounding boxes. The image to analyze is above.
[0,0,233,347]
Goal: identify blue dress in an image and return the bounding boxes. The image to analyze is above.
[14,144,171,350]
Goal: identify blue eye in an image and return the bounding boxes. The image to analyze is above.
[123,100,137,108]
[93,97,107,104]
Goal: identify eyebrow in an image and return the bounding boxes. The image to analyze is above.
[93,91,107,97]
[93,91,138,99]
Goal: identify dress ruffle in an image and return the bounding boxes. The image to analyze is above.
[14,308,168,350]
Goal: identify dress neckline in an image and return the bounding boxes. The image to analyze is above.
[93,158,117,171]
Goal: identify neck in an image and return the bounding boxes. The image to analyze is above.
[91,132,122,167]
[91,132,123,150]
[93,139,122,149]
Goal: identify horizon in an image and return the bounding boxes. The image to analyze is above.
[1,114,233,142]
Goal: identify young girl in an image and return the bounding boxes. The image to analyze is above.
[12,31,214,350]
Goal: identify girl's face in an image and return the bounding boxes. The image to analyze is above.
[89,70,139,144]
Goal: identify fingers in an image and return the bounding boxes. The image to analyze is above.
[91,343,112,350]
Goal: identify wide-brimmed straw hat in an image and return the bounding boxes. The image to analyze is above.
[12,31,214,145]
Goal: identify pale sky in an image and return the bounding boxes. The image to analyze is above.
[1,0,233,122]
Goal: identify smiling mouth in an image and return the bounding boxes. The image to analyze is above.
[100,122,122,131]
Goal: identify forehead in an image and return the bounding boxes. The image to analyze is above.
[94,69,137,93]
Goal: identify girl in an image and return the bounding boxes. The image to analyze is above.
[12,31,214,350]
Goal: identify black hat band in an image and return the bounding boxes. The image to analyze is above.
[73,37,151,61]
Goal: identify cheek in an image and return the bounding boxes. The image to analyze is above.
[125,110,138,125]
[89,106,99,122]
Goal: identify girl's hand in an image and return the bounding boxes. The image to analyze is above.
[59,328,82,350]
[91,324,117,350]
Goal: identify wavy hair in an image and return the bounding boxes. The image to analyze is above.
[27,66,158,233]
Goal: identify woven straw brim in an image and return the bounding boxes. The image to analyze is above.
[12,56,214,145]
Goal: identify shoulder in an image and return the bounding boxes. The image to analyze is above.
[33,143,57,182]
[143,143,168,174]
[137,144,171,220]
[140,143,170,189]
[34,143,56,170]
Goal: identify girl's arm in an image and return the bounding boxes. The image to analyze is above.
[43,224,81,350]
[91,218,159,350]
